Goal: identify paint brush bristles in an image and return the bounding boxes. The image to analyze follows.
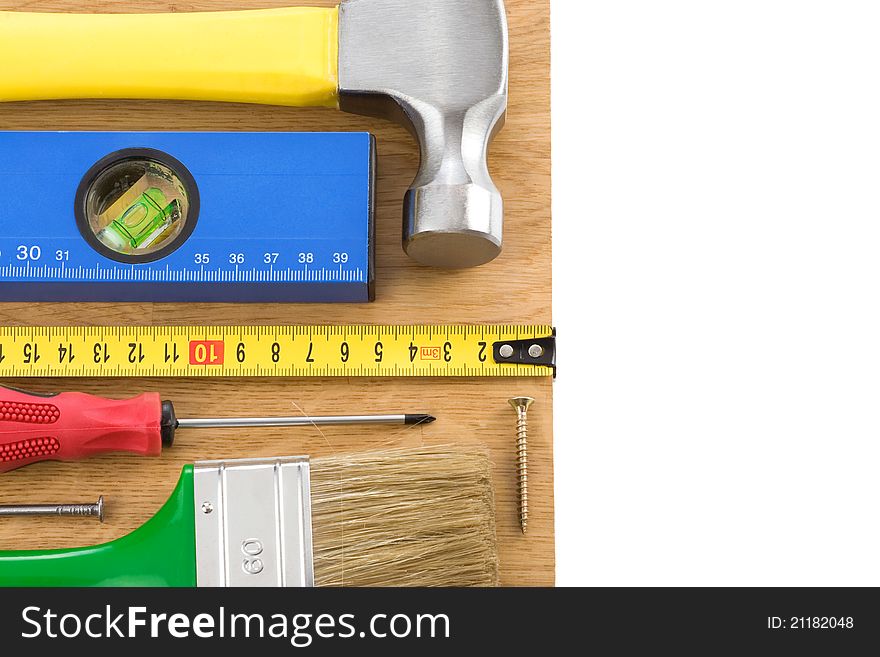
[310,445,499,587]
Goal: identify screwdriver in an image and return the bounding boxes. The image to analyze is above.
[0,387,435,473]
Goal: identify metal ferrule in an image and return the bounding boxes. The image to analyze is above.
[193,456,313,587]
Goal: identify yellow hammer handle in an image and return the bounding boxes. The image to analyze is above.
[0,7,339,107]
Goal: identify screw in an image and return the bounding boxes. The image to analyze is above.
[0,495,105,522]
[201,502,214,514]
[508,397,534,534]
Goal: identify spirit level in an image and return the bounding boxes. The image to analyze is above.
[0,326,555,378]
[0,131,375,302]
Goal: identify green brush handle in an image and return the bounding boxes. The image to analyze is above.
[0,466,197,586]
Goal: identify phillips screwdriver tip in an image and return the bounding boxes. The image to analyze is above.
[405,414,436,425]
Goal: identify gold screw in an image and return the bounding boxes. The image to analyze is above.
[508,396,534,534]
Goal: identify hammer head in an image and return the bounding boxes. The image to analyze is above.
[338,0,509,268]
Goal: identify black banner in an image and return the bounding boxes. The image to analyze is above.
[0,587,875,653]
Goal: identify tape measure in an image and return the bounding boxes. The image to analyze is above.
[0,131,375,303]
[0,326,555,378]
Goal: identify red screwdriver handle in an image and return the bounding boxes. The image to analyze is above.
[0,387,163,473]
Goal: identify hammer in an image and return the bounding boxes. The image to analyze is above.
[0,1,509,269]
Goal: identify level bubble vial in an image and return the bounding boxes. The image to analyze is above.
[76,148,198,263]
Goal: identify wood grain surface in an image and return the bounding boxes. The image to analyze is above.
[0,0,553,586]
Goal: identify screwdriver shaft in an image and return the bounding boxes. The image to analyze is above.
[176,414,435,429]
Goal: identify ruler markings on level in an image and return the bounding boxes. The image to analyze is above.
[0,264,366,283]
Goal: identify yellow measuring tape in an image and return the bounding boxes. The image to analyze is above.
[0,326,555,378]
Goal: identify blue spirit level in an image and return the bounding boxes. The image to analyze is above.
[0,132,375,302]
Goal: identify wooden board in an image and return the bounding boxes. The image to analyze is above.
[0,0,552,586]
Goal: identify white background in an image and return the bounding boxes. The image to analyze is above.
[552,1,880,585]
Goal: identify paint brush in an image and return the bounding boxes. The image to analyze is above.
[0,445,499,587]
